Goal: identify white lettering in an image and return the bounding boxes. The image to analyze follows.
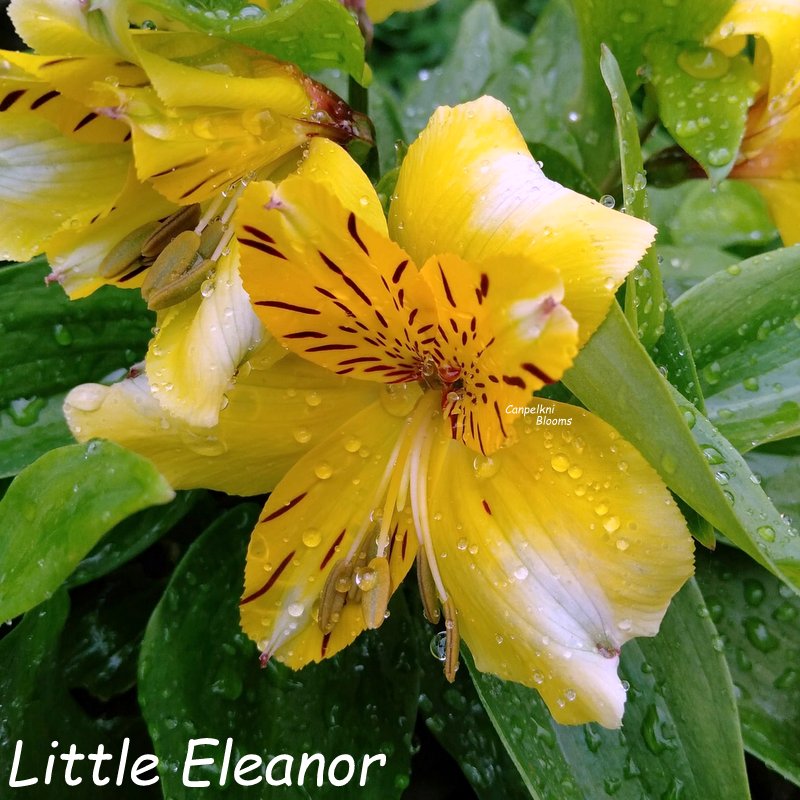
[9,741,37,787]
[327,755,355,787]
[359,754,386,786]
[131,755,159,787]
[265,754,293,787]
[233,755,263,787]
[183,738,219,788]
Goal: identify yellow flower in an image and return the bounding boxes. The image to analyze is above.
[66,97,694,728]
[709,0,800,244]
[0,0,371,426]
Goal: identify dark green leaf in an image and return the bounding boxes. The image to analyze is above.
[486,0,583,167]
[137,0,367,81]
[0,591,159,797]
[528,142,599,198]
[564,303,798,590]
[0,258,153,477]
[696,547,800,787]
[658,244,739,301]
[63,565,166,700]
[69,490,203,587]
[468,580,750,800]
[667,181,777,249]
[675,247,800,451]
[400,0,524,139]
[139,504,420,798]
[0,441,174,622]
[746,440,800,524]
[646,41,757,182]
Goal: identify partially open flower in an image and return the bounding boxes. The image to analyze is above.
[66,97,694,728]
[0,0,372,425]
[709,0,800,243]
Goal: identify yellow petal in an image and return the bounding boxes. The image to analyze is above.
[46,170,177,298]
[390,96,656,346]
[425,401,694,728]
[739,177,800,245]
[708,0,800,103]
[419,252,578,454]
[0,114,130,261]
[240,401,417,667]
[9,0,136,60]
[145,241,265,428]
[134,32,310,118]
[64,345,380,495]
[296,138,387,236]
[0,50,144,136]
[124,86,307,204]
[0,54,131,144]
[366,0,438,24]
[236,177,437,383]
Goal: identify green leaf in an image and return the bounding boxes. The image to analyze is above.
[63,564,166,700]
[570,0,734,181]
[138,0,366,81]
[68,490,203,586]
[563,303,799,590]
[696,547,800,787]
[400,0,524,139]
[667,181,778,249]
[529,142,599,198]
[486,0,583,168]
[0,258,153,477]
[658,244,739,301]
[467,580,750,800]
[645,41,757,182]
[0,591,157,796]
[746,440,800,523]
[599,45,665,349]
[675,247,800,451]
[139,504,420,798]
[0,441,174,622]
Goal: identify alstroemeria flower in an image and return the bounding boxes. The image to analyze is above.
[0,0,371,426]
[66,98,694,728]
[708,0,800,244]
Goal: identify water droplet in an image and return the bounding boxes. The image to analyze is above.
[550,453,570,473]
[600,194,616,208]
[604,516,621,533]
[616,538,630,551]
[302,528,322,548]
[305,391,322,407]
[344,436,361,453]
[473,455,500,479]
[52,323,72,346]
[456,537,468,551]
[287,602,304,618]
[314,462,333,480]
[200,277,215,298]
[744,618,779,652]
[677,46,731,79]
[293,427,312,444]
[380,383,419,417]
[430,631,447,661]
[355,566,377,591]
[513,565,529,580]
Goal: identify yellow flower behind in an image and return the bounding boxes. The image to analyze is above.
[366,0,438,23]
[709,0,800,244]
[67,97,694,728]
[0,0,371,427]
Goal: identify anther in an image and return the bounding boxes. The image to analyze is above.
[442,598,460,682]
[415,550,440,624]
[318,560,350,634]
[98,221,159,278]
[360,556,390,630]
[140,203,202,259]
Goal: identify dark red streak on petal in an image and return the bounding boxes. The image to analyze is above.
[320,632,332,658]
[240,238,287,260]
[347,212,369,255]
[261,492,308,523]
[392,260,409,284]
[30,89,60,109]
[256,299,321,314]
[0,89,26,111]
[240,550,295,605]
[319,251,372,306]
[242,224,276,244]
[522,363,555,384]
[482,499,492,515]
[284,331,327,339]
[503,375,527,389]
[438,262,457,307]
[321,530,347,570]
